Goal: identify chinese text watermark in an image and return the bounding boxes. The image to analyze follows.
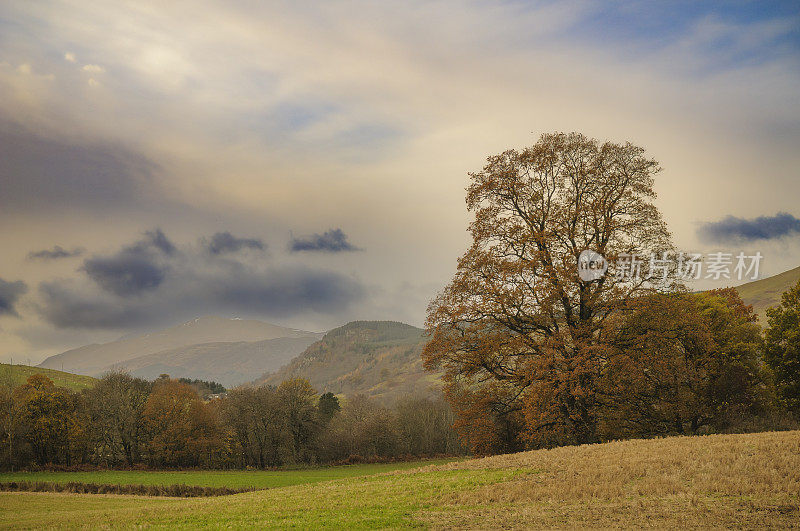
[578,251,763,282]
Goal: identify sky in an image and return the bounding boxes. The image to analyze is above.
[1,1,799,363]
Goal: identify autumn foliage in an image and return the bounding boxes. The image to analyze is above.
[765,279,800,415]
[0,372,464,470]
[424,132,788,454]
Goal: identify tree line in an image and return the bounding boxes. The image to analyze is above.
[0,374,464,470]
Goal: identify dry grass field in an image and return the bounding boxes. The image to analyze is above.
[418,429,800,528]
[0,430,798,529]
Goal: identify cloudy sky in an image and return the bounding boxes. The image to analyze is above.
[1,1,799,363]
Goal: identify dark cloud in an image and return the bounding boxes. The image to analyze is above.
[27,246,84,261]
[289,228,360,253]
[37,282,148,329]
[81,229,175,297]
[39,266,363,329]
[37,229,365,329]
[698,212,800,243]
[0,278,28,316]
[142,229,176,255]
[0,118,157,213]
[209,266,364,316]
[82,254,166,297]
[205,231,265,255]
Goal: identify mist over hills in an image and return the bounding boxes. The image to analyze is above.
[103,336,322,388]
[38,316,321,387]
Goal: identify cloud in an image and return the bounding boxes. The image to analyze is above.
[27,245,84,261]
[697,212,800,243]
[64,52,76,63]
[0,119,158,214]
[81,64,104,73]
[1,1,800,354]
[0,278,28,316]
[205,265,364,317]
[142,228,176,255]
[81,229,175,296]
[82,253,166,297]
[38,265,364,329]
[37,229,365,329]
[37,281,148,329]
[205,231,265,255]
[290,228,360,253]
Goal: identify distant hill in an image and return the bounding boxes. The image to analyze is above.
[0,363,97,391]
[254,321,441,403]
[735,265,800,323]
[108,336,321,388]
[30,264,796,392]
[38,316,321,386]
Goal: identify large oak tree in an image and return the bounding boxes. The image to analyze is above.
[423,132,677,452]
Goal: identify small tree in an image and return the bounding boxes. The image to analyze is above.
[764,279,800,416]
[395,395,464,455]
[13,375,84,466]
[318,392,341,424]
[320,395,399,460]
[85,372,151,466]
[276,378,319,463]
[142,379,228,467]
[221,387,290,468]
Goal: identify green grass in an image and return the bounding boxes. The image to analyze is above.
[0,460,457,489]
[0,363,97,391]
[0,468,517,529]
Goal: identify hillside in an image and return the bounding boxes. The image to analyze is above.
[38,316,320,385]
[0,363,96,391]
[255,321,440,402]
[2,430,797,527]
[735,265,800,323]
[109,336,321,388]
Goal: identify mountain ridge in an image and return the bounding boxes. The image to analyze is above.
[38,316,321,386]
[253,320,440,403]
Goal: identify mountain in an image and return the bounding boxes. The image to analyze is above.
[39,316,321,386]
[105,336,321,388]
[254,321,441,403]
[0,363,97,391]
[735,265,800,323]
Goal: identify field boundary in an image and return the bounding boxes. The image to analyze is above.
[0,481,256,497]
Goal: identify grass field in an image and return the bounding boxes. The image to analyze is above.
[0,431,798,528]
[0,363,97,391]
[0,460,456,489]
[735,264,800,323]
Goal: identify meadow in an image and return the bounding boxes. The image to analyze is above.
[0,430,797,528]
[0,460,456,489]
[0,363,96,392]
